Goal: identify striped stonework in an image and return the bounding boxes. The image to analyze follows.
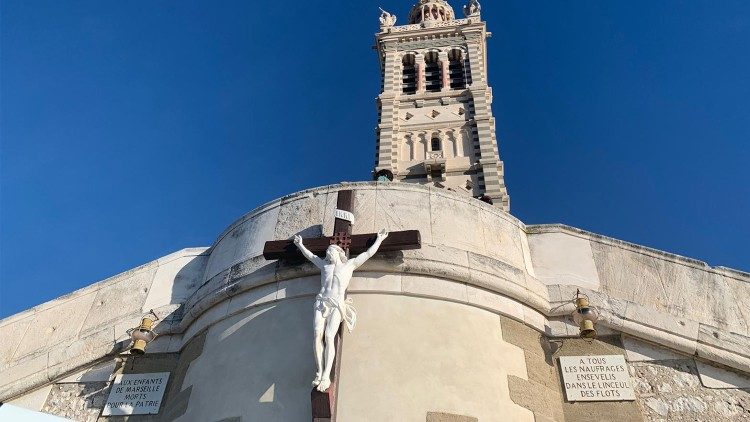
[374,15,510,211]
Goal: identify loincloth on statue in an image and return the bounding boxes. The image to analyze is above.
[315,294,357,332]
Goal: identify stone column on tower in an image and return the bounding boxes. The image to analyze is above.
[376,40,401,173]
[438,50,450,92]
[415,52,425,93]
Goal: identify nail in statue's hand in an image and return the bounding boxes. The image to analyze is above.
[293,235,303,246]
[377,229,389,240]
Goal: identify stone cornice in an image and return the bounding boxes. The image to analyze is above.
[527,224,750,281]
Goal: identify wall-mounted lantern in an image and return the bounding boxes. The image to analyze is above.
[572,290,599,339]
[128,314,157,355]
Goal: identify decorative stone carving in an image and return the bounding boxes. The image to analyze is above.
[463,0,481,18]
[408,0,456,25]
[397,38,466,51]
[293,229,389,392]
[390,23,423,33]
[379,8,397,29]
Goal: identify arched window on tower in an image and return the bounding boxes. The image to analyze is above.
[448,49,466,89]
[431,137,441,151]
[424,51,442,92]
[402,54,417,95]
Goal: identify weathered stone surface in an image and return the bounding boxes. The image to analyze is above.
[13,291,98,360]
[467,285,524,321]
[468,251,532,308]
[545,317,578,337]
[426,411,479,422]
[479,208,526,271]
[186,269,230,319]
[182,300,229,344]
[80,268,156,335]
[277,276,319,300]
[508,375,565,422]
[47,328,116,381]
[273,191,328,240]
[402,274,468,303]
[0,315,33,369]
[274,257,319,282]
[523,307,547,333]
[590,239,750,337]
[42,382,110,422]
[701,271,750,336]
[374,185,433,243]
[400,243,471,281]
[631,359,750,421]
[698,324,750,360]
[501,316,544,354]
[528,232,600,289]
[349,272,402,293]
[623,336,687,362]
[58,359,117,383]
[203,204,280,281]
[625,303,699,341]
[430,191,485,254]
[228,254,276,283]
[7,384,52,411]
[142,251,207,312]
[227,283,278,316]
[2,353,48,391]
[501,315,565,421]
[696,361,750,389]
[351,187,377,235]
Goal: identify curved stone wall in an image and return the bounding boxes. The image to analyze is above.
[200,182,532,286]
[3,181,750,416]
[176,182,750,378]
[169,182,544,419]
[174,282,538,421]
[185,182,539,324]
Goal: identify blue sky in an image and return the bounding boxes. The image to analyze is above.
[2,1,748,318]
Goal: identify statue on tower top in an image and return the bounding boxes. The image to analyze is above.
[463,0,481,18]
[379,7,397,29]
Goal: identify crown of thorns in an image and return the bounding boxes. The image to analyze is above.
[326,244,348,261]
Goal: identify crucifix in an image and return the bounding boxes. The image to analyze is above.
[262,189,421,421]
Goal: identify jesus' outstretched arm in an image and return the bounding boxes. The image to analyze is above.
[293,235,325,269]
[350,229,389,269]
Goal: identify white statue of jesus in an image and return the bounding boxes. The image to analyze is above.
[293,229,389,392]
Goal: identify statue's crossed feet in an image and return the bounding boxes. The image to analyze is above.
[316,378,331,392]
[312,374,322,387]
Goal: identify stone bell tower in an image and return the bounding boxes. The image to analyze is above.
[374,0,509,210]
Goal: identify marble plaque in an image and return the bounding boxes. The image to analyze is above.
[102,372,170,416]
[558,355,635,401]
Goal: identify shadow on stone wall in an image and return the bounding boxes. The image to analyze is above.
[169,298,315,421]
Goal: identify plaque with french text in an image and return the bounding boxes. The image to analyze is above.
[102,372,170,415]
[558,355,635,401]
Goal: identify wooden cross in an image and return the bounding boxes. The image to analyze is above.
[263,190,421,261]
[262,189,421,421]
